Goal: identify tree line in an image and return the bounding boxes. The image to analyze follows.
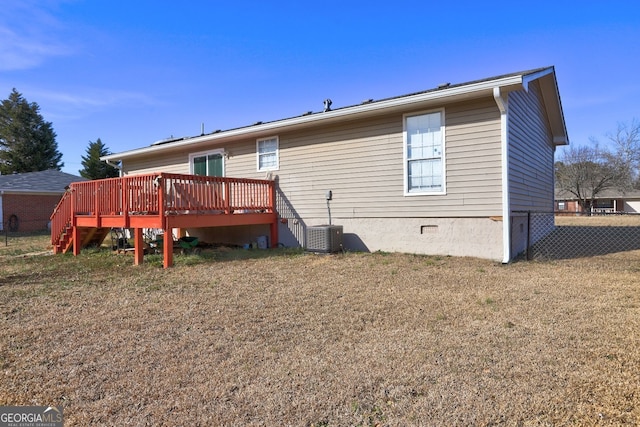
[0,88,118,179]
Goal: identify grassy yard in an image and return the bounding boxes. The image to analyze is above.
[555,214,640,227]
[1,233,639,425]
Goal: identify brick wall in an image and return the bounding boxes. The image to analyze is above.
[2,193,63,232]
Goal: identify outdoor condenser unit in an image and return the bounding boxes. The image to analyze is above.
[306,225,343,253]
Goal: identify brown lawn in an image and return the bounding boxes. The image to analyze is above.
[0,233,639,425]
[555,214,640,227]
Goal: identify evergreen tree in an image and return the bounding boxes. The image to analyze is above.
[79,138,119,179]
[0,88,64,174]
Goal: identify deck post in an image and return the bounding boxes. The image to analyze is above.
[71,187,80,256]
[163,227,173,268]
[159,175,173,268]
[269,181,278,248]
[94,180,100,227]
[134,228,144,265]
[270,219,278,249]
[72,226,80,256]
[224,181,231,214]
[123,177,129,228]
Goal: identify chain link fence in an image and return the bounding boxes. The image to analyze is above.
[515,211,640,260]
[2,217,51,247]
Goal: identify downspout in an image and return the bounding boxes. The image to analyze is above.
[104,159,124,177]
[493,87,511,263]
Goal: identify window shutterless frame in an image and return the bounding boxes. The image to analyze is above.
[189,148,225,177]
[256,136,279,172]
[403,109,446,196]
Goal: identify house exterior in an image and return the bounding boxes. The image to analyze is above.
[102,67,568,262]
[556,188,640,214]
[0,170,86,232]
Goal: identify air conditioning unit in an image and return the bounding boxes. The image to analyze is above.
[306,225,343,253]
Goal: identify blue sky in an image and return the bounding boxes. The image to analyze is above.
[1,0,638,175]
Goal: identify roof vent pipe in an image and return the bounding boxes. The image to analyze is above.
[323,99,332,112]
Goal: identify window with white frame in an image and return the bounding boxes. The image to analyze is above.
[257,136,279,171]
[189,149,224,177]
[404,110,445,194]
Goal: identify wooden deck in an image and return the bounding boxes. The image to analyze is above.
[50,173,278,268]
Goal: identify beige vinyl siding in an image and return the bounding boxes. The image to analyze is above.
[446,99,502,212]
[122,150,191,175]
[221,97,503,220]
[123,97,503,219]
[508,81,555,212]
[122,139,235,175]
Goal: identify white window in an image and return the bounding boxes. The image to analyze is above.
[189,149,224,177]
[257,136,279,171]
[404,110,445,195]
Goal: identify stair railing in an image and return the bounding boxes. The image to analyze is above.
[50,190,73,249]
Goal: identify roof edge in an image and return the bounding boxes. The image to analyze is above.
[103,67,560,161]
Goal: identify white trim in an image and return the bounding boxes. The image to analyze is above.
[493,87,511,263]
[188,148,225,176]
[522,67,554,92]
[402,108,446,196]
[256,136,279,172]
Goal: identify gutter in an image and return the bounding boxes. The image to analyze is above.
[493,87,511,264]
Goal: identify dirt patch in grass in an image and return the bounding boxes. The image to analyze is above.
[1,245,639,425]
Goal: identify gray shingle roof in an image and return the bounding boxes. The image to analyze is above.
[556,188,640,200]
[108,66,562,161]
[152,67,555,146]
[0,170,86,193]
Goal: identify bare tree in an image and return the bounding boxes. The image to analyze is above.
[607,119,640,186]
[555,144,630,214]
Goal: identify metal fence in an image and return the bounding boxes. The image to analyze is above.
[2,218,51,246]
[1,216,51,233]
[515,211,640,260]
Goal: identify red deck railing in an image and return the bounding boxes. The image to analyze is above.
[50,190,72,248]
[51,173,276,250]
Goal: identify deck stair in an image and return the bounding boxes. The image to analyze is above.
[51,192,72,254]
[76,227,110,252]
[55,226,110,254]
[51,191,110,253]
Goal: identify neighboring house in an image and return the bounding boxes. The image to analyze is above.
[556,188,640,214]
[101,66,568,262]
[0,170,86,232]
